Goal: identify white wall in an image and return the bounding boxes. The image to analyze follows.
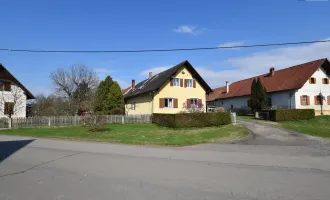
[209,90,295,111]
[295,67,330,111]
[0,84,27,118]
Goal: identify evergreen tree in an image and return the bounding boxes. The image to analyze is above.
[94,76,113,113]
[249,78,268,112]
[108,81,124,113]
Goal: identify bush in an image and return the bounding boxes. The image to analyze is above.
[267,109,315,122]
[152,112,231,128]
[84,114,108,132]
[110,107,124,115]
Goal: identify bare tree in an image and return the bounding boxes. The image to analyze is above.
[50,65,99,115]
[0,83,26,118]
[30,94,67,116]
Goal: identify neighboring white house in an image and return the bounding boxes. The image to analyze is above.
[207,58,330,115]
[0,64,35,117]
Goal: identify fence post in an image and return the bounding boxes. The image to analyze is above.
[121,115,125,124]
[48,117,51,127]
[8,118,12,129]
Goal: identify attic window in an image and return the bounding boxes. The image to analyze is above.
[0,81,11,91]
[309,77,316,84]
[322,78,329,84]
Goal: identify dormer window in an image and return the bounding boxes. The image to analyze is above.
[0,81,11,91]
[309,77,316,84]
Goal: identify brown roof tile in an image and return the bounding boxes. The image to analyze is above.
[207,58,329,101]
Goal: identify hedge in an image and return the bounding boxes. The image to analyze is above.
[267,109,315,122]
[152,112,231,128]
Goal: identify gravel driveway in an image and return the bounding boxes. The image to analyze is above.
[188,119,330,157]
[235,119,330,154]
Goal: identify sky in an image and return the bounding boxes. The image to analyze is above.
[1,0,330,96]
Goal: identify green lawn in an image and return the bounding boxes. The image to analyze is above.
[0,123,249,146]
[280,116,330,139]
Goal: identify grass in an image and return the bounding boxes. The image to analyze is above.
[0,123,249,146]
[279,116,330,139]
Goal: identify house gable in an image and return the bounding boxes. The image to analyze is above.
[153,65,207,113]
[0,64,35,99]
[123,60,212,100]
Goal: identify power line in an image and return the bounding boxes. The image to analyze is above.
[1,39,330,53]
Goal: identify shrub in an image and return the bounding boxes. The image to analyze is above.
[110,107,124,115]
[84,114,108,132]
[267,109,315,121]
[152,112,231,128]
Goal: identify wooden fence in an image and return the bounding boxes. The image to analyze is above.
[0,115,151,129]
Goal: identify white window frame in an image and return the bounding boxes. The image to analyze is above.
[131,102,136,110]
[302,95,307,105]
[173,78,180,87]
[164,98,174,108]
[186,79,193,88]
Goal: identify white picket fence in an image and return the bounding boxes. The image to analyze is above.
[0,115,151,129]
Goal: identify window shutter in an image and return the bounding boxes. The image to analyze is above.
[193,80,196,88]
[307,96,310,105]
[328,96,330,105]
[159,98,165,108]
[170,79,173,86]
[184,79,187,88]
[322,78,325,84]
[300,96,303,105]
[198,99,202,108]
[186,99,191,108]
[174,99,178,108]
[309,78,311,84]
[180,79,183,87]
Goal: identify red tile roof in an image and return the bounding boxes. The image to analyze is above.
[207,58,329,101]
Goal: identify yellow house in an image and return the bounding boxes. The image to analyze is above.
[122,60,212,114]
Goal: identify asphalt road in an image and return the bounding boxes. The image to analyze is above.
[0,122,330,200]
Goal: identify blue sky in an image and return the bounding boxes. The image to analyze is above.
[1,0,330,95]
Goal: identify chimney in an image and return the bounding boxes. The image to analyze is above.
[131,79,135,89]
[269,67,275,76]
[226,81,229,93]
[149,72,152,78]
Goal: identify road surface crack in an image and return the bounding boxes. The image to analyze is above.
[0,152,83,178]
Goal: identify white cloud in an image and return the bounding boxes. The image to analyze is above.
[218,41,245,49]
[197,38,330,88]
[140,65,173,77]
[137,40,330,89]
[226,38,330,73]
[173,25,204,35]
[196,67,255,88]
